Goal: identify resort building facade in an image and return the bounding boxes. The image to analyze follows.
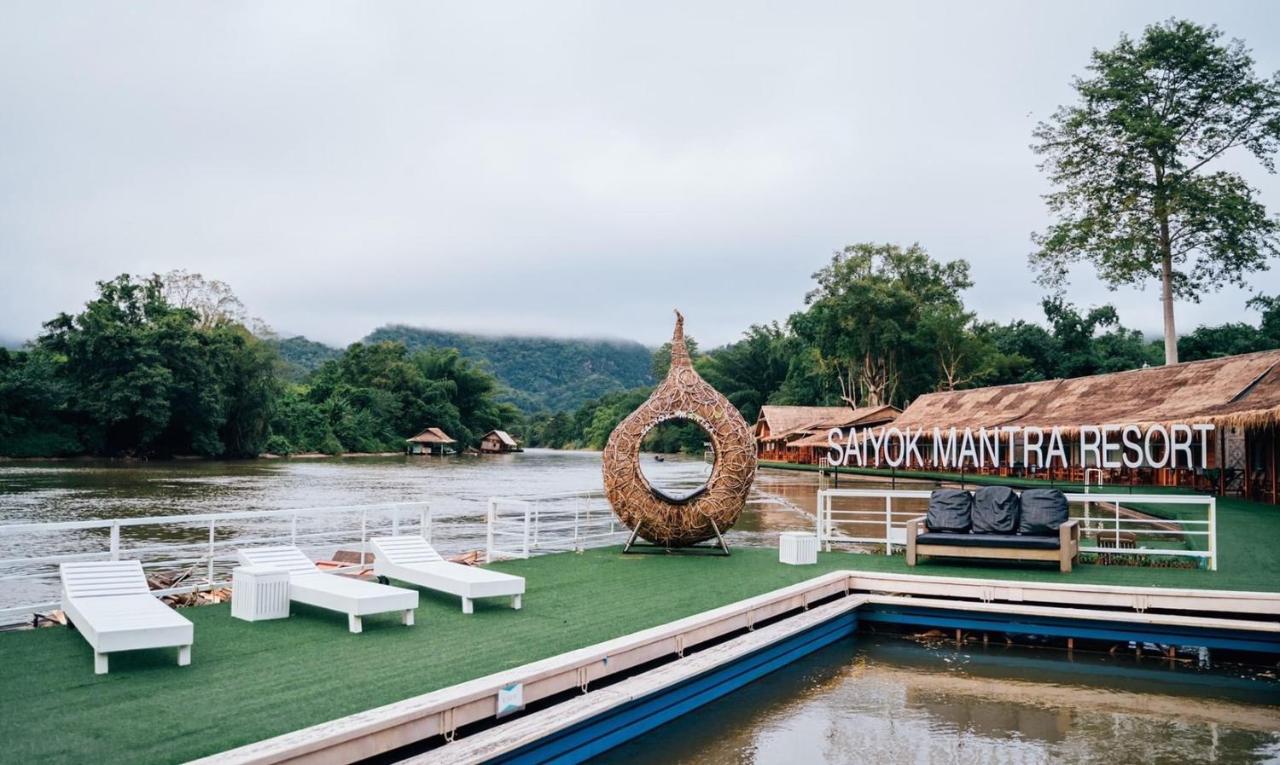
[760,350,1280,504]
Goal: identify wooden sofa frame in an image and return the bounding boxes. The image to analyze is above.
[905,517,1081,573]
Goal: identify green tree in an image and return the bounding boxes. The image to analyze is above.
[1032,19,1280,365]
[790,243,972,407]
[696,324,789,423]
[35,274,279,457]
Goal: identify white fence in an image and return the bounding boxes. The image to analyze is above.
[817,488,1217,570]
[0,491,629,624]
[0,502,433,624]
[486,491,626,562]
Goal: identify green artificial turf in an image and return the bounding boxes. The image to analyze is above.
[3,494,1278,764]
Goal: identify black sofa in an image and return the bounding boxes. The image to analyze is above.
[905,487,1080,572]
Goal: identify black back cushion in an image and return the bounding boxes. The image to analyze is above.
[1018,488,1069,535]
[926,489,972,533]
[972,486,1020,534]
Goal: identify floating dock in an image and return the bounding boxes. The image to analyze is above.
[198,570,1280,765]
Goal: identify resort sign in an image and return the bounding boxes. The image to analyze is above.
[826,424,1216,470]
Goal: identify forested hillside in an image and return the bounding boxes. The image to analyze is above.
[269,335,341,380]
[364,325,654,411]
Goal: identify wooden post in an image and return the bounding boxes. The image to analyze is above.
[1264,424,1274,504]
[1244,429,1253,501]
[1217,429,1226,497]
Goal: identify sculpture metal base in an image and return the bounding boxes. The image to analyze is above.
[621,519,730,556]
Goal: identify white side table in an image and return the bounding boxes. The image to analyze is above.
[779,532,819,565]
[231,565,290,622]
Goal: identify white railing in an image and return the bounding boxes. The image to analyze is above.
[817,489,926,555]
[817,489,1217,570]
[0,501,432,624]
[486,491,625,562]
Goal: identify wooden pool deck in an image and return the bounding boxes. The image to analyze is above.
[3,494,1279,764]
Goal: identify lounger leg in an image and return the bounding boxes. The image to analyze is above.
[511,594,522,610]
[348,614,363,634]
[178,645,191,667]
[94,652,108,675]
[462,597,474,615]
[1060,552,1072,573]
[402,609,414,626]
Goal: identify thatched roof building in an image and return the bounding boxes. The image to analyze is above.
[756,404,900,463]
[887,349,1280,502]
[479,429,521,453]
[406,427,456,455]
[893,349,1280,433]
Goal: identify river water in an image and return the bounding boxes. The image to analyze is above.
[0,448,823,538]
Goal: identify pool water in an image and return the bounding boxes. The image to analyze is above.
[593,636,1280,764]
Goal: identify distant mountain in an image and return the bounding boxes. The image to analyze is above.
[268,335,342,380]
[364,325,655,412]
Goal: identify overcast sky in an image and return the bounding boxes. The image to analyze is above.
[3,2,1280,349]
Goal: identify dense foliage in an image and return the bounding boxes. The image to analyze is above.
[1,275,280,458]
[1032,19,1280,364]
[525,241,1280,452]
[0,275,520,458]
[363,325,653,412]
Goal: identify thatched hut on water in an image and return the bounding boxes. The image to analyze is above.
[479,429,522,454]
[406,427,456,456]
[877,349,1280,503]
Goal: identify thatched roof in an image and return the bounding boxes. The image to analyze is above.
[756,405,900,440]
[892,349,1280,433]
[407,427,456,444]
[484,429,519,447]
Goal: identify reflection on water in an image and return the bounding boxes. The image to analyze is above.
[594,637,1280,764]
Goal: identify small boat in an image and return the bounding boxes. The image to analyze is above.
[654,455,665,462]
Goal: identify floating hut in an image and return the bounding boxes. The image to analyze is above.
[479,429,522,454]
[881,349,1280,503]
[755,405,900,464]
[406,427,456,456]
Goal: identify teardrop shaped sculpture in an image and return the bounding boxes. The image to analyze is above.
[602,311,758,547]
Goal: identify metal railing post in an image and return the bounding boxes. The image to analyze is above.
[392,506,400,536]
[884,495,892,556]
[573,505,581,552]
[421,505,431,542]
[1209,498,1218,571]
[207,519,216,585]
[360,510,367,554]
[109,522,120,561]
[522,503,531,559]
[290,514,297,545]
[486,498,496,564]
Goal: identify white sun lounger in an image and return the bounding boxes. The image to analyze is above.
[235,546,418,633]
[371,535,525,614]
[60,560,194,675]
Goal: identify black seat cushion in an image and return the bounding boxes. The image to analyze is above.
[916,532,1060,550]
[972,486,1020,534]
[1018,488,1069,536]
[926,489,972,533]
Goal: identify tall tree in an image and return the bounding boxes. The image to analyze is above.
[1032,19,1280,365]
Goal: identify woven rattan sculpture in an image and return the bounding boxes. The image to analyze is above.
[602,311,757,549]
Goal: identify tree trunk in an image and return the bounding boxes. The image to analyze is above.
[1161,250,1178,365]
[1155,162,1178,365]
